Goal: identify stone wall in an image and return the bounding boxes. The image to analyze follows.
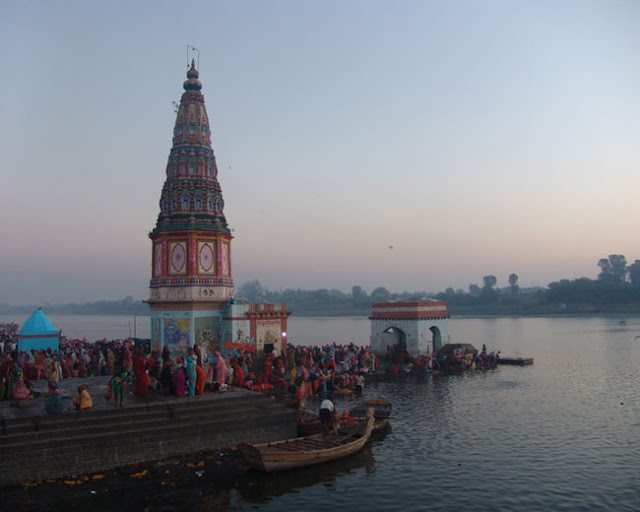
[0,393,296,487]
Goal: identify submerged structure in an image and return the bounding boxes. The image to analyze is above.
[369,300,450,356]
[148,60,290,361]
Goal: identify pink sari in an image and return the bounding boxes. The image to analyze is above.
[215,352,228,384]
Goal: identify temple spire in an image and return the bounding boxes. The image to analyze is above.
[149,62,233,312]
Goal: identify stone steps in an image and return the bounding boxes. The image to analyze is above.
[0,396,275,444]
[0,392,296,487]
[2,401,290,449]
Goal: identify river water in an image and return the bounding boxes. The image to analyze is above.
[2,314,639,511]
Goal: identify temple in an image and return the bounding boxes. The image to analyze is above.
[148,60,290,362]
[17,309,60,353]
[369,300,450,356]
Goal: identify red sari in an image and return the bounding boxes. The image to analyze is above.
[134,356,151,394]
[174,367,186,397]
[234,364,245,388]
[195,364,206,395]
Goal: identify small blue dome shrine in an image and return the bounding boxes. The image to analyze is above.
[18,309,60,353]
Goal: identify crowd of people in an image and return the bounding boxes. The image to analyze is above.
[382,343,500,374]
[0,331,240,409]
[0,322,497,413]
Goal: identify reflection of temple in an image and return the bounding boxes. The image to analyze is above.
[370,300,450,356]
[148,61,290,362]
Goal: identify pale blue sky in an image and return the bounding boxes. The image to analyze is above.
[1,1,639,305]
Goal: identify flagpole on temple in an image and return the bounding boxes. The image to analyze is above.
[187,44,199,70]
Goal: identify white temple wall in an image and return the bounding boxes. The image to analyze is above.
[370,317,450,356]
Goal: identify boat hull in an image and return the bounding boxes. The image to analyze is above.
[239,414,375,472]
[498,357,534,366]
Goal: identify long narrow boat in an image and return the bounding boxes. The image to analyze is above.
[498,357,534,366]
[238,411,375,472]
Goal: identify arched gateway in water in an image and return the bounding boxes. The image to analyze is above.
[369,300,450,356]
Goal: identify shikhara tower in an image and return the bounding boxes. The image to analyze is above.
[148,60,234,355]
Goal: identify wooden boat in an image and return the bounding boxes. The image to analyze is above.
[297,399,391,436]
[297,411,389,436]
[350,399,392,419]
[497,357,534,366]
[238,411,375,472]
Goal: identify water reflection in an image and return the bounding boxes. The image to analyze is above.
[237,446,376,504]
[2,441,379,512]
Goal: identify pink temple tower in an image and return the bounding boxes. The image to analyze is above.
[148,60,234,356]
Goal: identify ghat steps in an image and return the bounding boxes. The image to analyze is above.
[0,388,296,486]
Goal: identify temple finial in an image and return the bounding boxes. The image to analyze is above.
[184,55,202,91]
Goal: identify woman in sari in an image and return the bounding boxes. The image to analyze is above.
[215,351,227,385]
[160,359,173,394]
[47,359,59,395]
[173,358,186,397]
[134,353,151,395]
[123,347,133,374]
[299,363,312,399]
[233,361,245,388]
[185,354,197,397]
[12,367,29,405]
[264,353,274,379]
[72,386,93,412]
[195,362,206,395]
[145,352,158,380]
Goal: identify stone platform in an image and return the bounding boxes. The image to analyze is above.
[0,377,297,487]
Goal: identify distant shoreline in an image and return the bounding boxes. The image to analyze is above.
[3,310,639,319]
[3,298,640,319]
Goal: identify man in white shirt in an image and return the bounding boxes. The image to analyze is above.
[319,398,335,432]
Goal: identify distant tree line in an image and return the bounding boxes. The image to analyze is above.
[236,280,412,314]
[3,254,639,316]
[238,254,640,315]
[545,255,640,306]
[0,296,151,316]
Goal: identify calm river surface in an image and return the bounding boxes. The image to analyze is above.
[2,314,639,511]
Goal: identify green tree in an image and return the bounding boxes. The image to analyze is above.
[508,273,519,294]
[371,287,391,302]
[628,260,640,286]
[351,285,368,306]
[468,284,481,295]
[482,275,497,290]
[597,254,627,283]
[481,275,498,302]
[237,280,266,302]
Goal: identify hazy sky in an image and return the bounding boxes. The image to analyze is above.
[1,1,639,305]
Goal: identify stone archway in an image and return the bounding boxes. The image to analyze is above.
[430,325,443,352]
[382,326,407,351]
